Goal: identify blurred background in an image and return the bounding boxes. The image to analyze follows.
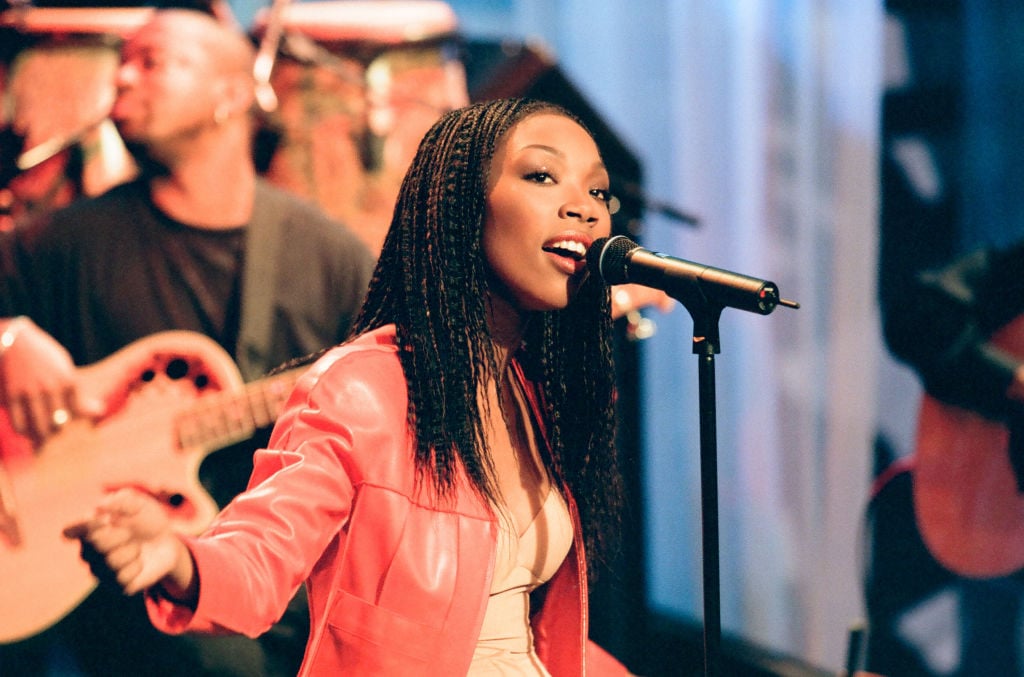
[5,0,1024,674]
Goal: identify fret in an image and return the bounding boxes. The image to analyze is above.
[247,382,273,430]
[175,370,301,451]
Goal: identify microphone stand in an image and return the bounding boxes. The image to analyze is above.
[685,296,725,677]
[589,233,800,676]
[668,278,797,677]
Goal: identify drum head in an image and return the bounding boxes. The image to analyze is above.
[253,0,458,46]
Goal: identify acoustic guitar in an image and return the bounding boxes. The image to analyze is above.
[0,331,301,643]
[912,315,1024,579]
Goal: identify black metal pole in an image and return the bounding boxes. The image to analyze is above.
[591,236,798,675]
[690,306,723,677]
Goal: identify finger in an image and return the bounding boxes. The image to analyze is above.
[122,572,159,597]
[117,559,148,595]
[76,528,139,587]
[98,488,172,539]
[72,368,117,421]
[62,521,91,540]
[104,540,142,573]
[55,384,77,428]
[24,393,53,445]
[126,534,186,596]
[63,517,145,593]
[76,536,120,585]
[0,378,16,424]
[44,388,73,436]
[7,392,31,441]
[63,507,113,541]
[73,384,108,420]
[97,487,150,521]
[62,382,82,418]
[79,523,131,556]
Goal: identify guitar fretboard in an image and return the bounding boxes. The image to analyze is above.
[175,370,302,451]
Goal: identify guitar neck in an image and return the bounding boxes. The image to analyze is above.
[176,369,303,452]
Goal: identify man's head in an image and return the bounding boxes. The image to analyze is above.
[111,9,255,157]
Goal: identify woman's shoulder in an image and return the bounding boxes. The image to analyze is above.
[294,325,404,401]
[324,325,398,360]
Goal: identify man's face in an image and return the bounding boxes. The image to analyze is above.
[110,15,223,147]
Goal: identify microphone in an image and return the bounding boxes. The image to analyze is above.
[587,235,800,315]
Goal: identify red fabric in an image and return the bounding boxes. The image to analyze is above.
[146,325,627,675]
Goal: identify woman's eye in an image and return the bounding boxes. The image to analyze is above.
[591,189,620,214]
[524,171,554,184]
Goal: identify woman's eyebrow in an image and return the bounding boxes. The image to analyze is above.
[518,144,607,173]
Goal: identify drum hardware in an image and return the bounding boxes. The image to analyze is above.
[250,0,468,252]
[252,0,291,115]
[271,30,461,173]
[15,114,108,172]
[0,6,148,227]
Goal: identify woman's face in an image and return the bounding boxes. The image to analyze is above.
[483,112,613,314]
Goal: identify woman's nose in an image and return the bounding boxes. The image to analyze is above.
[560,195,598,224]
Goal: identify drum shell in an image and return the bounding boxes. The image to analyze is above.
[254,1,469,253]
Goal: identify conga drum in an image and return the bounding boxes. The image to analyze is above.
[0,6,147,231]
[252,0,469,254]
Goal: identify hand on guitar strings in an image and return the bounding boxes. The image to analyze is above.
[63,487,198,605]
[0,316,106,445]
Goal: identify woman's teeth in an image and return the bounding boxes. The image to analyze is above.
[544,240,587,260]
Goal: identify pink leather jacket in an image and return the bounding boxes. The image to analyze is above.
[146,325,627,676]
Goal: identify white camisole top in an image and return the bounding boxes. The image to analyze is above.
[468,487,574,675]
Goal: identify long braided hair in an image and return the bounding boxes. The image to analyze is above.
[352,97,622,569]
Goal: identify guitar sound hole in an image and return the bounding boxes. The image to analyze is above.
[165,358,190,380]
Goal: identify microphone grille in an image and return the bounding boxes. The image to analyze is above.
[586,235,640,285]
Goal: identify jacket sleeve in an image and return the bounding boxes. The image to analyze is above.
[146,353,364,637]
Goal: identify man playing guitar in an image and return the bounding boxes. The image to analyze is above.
[0,7,373,676]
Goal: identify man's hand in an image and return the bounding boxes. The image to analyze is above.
[0,317,94,445]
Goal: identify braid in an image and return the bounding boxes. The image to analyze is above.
[352,98,622,568]
[519,272,621,570]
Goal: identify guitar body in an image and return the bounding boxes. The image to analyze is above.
[0,331,245,644]
[913,315,1024,579]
